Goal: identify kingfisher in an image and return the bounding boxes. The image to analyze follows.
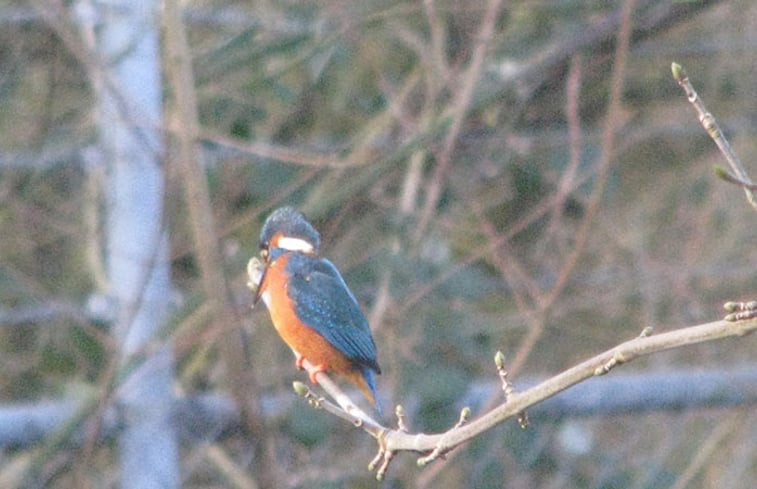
[253,207,381,409]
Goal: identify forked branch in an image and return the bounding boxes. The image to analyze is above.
[247,257,757,480]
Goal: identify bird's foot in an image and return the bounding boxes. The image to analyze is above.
[294,352,305,370]
[308,364,327,383]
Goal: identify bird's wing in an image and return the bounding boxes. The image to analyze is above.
[286,255,381,373]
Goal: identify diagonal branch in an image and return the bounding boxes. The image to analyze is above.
[246,255,757,480]
[373,317,756,474]
[671,62,757,210]
[414,0,504,244]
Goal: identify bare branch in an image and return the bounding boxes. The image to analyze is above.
[671,62,757,210]
[544,0,635,308]
[368,316,756,477]
[414,0,504,243]
[247,254,757,479]
[163,2,272,484]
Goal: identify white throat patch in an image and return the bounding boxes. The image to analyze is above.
[277,236,315,254]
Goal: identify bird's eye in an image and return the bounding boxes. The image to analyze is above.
[260,248,269,260]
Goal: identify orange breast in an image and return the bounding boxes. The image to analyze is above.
[259,254,374,402]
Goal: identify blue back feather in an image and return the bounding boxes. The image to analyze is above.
[285,253,381,374]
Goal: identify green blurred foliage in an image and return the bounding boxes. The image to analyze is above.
[1,0,756,487]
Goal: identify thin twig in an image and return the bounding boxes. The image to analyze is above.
[545,0,635,307]
[671,62,757,210]
[422,0,449,88]
[668,414,738,489]
[414,0,504,244]
[550,54,583,224]
[714,166,757,190]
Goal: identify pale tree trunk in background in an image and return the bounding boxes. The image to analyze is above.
[83,0,179,487]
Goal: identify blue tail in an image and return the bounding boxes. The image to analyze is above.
[362,366,382,416]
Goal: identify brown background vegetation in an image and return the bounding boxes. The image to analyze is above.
[0,0,755,487]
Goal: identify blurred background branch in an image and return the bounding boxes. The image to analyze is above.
[1,0,755,487]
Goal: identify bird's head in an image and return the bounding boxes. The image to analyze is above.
[258,207,321,261]
[253,207,320,306]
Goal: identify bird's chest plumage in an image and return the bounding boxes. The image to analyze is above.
[259,255,303,344]
[259,254,353,372]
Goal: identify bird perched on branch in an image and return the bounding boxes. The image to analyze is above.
[252,207,381,409]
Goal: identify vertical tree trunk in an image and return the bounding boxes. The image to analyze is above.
[86,0,179,487]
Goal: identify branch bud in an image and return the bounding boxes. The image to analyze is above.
[292,381,308,397]
[494,351,506,369]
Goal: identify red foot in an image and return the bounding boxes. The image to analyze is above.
[292,352,327,382]
[294,352,305,370]
[308,364,327,383]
